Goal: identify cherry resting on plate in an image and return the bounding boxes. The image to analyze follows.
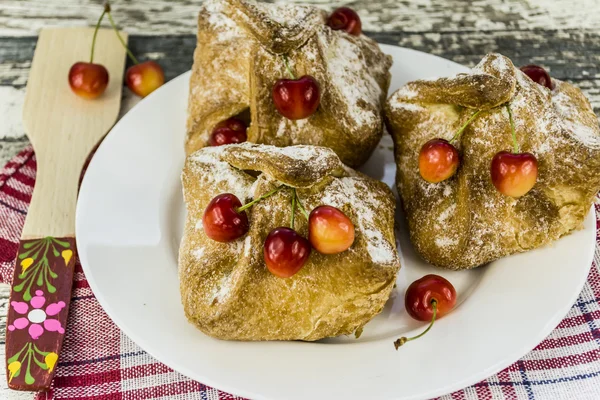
[395,274,457,349]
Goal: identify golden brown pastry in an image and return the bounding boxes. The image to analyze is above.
[186,0,392,167]
[385,53,600,270]
[179,143,400,340]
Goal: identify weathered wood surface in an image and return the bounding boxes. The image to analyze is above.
[1,0,600,35]
[1,0,600,398]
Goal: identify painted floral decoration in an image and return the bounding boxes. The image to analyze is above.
[8,290,66,340]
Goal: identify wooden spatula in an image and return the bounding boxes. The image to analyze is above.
[5,27,127,391]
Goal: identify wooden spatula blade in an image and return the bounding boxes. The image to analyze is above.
[7,27,127,391]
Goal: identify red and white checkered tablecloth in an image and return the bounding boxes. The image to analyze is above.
[1,146,600,400]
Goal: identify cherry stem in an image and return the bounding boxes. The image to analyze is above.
[450,109,482,143]
[506,104,520,154]
[90,8,107,63]
[290,189,296,228]
[294,190,309,219]
[394,300,438,350]
[237,185,283,213]
[106,10,139,65]
[282,55,296,80]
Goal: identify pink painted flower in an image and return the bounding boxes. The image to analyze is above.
[8,290,65,340]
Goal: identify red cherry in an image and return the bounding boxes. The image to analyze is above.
[308,206,355,254]
[490,151,538,198]
[264,227,311,278]
[272,76,320,120]
[209,118,247,146]
[520,65,553,90]
[405,274,457,322]
[327,7,362,36]
[203,193,249,242]
[126,61,165,98]
[418,139,460,183]
[68,62,109,99]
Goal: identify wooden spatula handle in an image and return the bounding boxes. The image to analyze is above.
[5,237,76,390]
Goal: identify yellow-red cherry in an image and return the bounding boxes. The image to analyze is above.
[264,227,311,278]
[327,7,362,36]
[126,61,165,98]
[418,138,460,183]
[68,62,109,99]
[308,205,354,254]
[272,75,320,120]
[490,151,538,198]
[209,118,247,146]
[203,193,249,242]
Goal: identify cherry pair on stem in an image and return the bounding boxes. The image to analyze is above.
[419,105,537,198]
[68,2,164,100]
[203,187,355,278]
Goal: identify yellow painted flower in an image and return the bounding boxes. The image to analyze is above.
[20,258,33,273]
[45,352,58,372]
[61,250,73,266]
[8,361,21,383]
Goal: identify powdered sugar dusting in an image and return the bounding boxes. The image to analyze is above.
[248,0,314,27]
[204,0,244,41]
[552,90,600,148]
[322,33,383,127]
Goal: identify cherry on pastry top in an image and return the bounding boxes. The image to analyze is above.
[490,105,538,198]
[520,64,554,90]
[308,205,355,254]
[272,56,320,120]
[327,7,362,36]
[394,274,457,349]
[202,193,249,242]
[203,183,356,278]
[418,110,481,183]
[264,227,311,278]
[209,117,248,146]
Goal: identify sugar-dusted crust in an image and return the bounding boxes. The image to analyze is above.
[385,53,600,270]
[186,0,392,167]
[179,143,400,341]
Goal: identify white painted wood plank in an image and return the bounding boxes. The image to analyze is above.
[1,0,600,36]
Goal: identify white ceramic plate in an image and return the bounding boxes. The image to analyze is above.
[76,45,596,400]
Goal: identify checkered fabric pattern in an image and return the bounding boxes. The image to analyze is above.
[1,146,599,400]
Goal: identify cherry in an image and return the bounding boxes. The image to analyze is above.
[327,7,362,36]
[520,65,554,90]
[209,117,247,146]
[202,193,249,242]
[490,151,538,198]
[68,4,110,99]
[394,274,457,349]
[103,2,164,98]
[68,62,109,99]
[264,227,311,278]
[308,206,354,254]
[126,61,165,98]
[418,139,460,183]
[272,75,320,120]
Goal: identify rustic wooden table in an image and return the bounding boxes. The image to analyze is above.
[0,0,598,398]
